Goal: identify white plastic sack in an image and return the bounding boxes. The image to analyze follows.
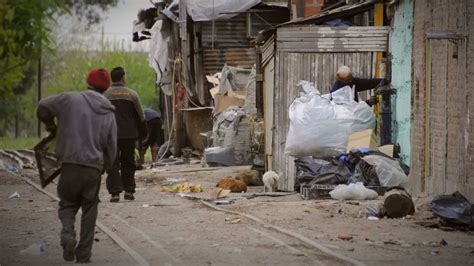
[285,82,375,157]
[352,101,376,132]
[285,89,353,157]
[330,182,378,200]
[362,155,409,187]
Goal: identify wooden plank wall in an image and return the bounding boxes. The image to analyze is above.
[273,26,387,191]
[410,0,474,201]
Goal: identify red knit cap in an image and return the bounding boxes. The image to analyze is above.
[86,68,111,91]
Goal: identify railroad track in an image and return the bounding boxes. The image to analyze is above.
[1,150,364,266]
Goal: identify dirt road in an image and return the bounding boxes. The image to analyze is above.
[1,161,473,266]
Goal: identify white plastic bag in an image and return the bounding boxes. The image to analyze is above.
[361,155,409,187]
[285,83,354,157]
[285,82,375,157]
[352,101,376,132]
[329,182,378,200]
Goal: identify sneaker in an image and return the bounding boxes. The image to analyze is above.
[110,194,120,203]
[62,241,76,262]
[124,192,135,201]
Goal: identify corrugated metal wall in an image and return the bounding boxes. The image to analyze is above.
[201,15,256,75]
[271,26,389,191]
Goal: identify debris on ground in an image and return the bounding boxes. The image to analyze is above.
[8,191,20,199]
[383,187,415,218]
[337,235,353,241]
[225,218,241,224]
[430,191,473,230]
[20,241,47,255]
[208,187,231,200]
[214,199,235,205]
[161,182,203,193]
[364,187,415,219]
[216,177,247,193]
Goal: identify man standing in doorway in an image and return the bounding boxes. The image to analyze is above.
[331,65,387,106]
[37,68,117,263]
[104,67,146,202]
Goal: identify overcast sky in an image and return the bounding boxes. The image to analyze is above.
[57,0,153,51]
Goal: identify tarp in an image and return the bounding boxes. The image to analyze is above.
[186,0,261,21]
[149,20,173,95]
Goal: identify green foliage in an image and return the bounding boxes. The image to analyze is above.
[44,49,159,109]
[0,0,66,97]
[0,137,40,149]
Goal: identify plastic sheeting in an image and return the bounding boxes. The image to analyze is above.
[430,192,473,228]
[148,20,173,95]
[212,106,252,165]
[329,182,378,200]
[186,0,261,21]
[285,81,375,158]
[361,155,409,187]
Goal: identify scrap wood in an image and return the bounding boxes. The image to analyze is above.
[200,200,364,266]
[242,192,297,199]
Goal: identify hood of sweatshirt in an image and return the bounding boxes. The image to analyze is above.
[81,90,115,115]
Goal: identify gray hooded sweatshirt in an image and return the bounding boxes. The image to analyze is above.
[37,90,117,170]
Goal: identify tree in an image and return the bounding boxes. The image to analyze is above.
[0,0,118,97]
[0,0,118,136]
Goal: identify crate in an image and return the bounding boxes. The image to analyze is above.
[300,184,335,200]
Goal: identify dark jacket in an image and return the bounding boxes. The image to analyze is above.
[37,90,117,170]
[331,78,384,102]
[104,83,146,139]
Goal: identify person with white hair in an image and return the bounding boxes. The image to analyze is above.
[331,65,387,106]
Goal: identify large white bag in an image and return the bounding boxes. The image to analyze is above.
[285,81,375,157]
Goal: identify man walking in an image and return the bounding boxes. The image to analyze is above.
[37,68,117,263]
[104,67,145,202]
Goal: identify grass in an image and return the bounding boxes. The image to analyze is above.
[0,137,40,150]
[0,137,155,164]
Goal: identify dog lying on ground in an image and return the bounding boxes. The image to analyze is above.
[262,171,280,192]
[216,177,247,193]
[235,170,263,186]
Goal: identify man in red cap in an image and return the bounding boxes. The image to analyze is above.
[36,68,117,263]
[104,66,145,203]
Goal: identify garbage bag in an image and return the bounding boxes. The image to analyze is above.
[352,101,376,132]
[357,155,409,187]
[329,182,378,200]
[285,82,375,158]
[351,159,381,186]
[294,157,329,189]
[430,191,473,228]
[308,160,352,185]
[295,157,352,190]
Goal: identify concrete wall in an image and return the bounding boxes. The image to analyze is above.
[391,0,413,165]
[410,0,474,201]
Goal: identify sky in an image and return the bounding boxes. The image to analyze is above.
[57,0,154,51]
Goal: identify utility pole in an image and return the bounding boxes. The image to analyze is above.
[37,51,42,138]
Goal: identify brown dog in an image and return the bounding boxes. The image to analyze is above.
[216,177,247,193]
[235,170,263,186]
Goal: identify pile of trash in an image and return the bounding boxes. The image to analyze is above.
[285,81,411,210]
[204,65,258,166]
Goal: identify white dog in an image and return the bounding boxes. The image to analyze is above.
[262,171,280,192]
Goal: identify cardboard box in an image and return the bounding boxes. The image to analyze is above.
[213,92,245,113]
[346,129,379,152]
